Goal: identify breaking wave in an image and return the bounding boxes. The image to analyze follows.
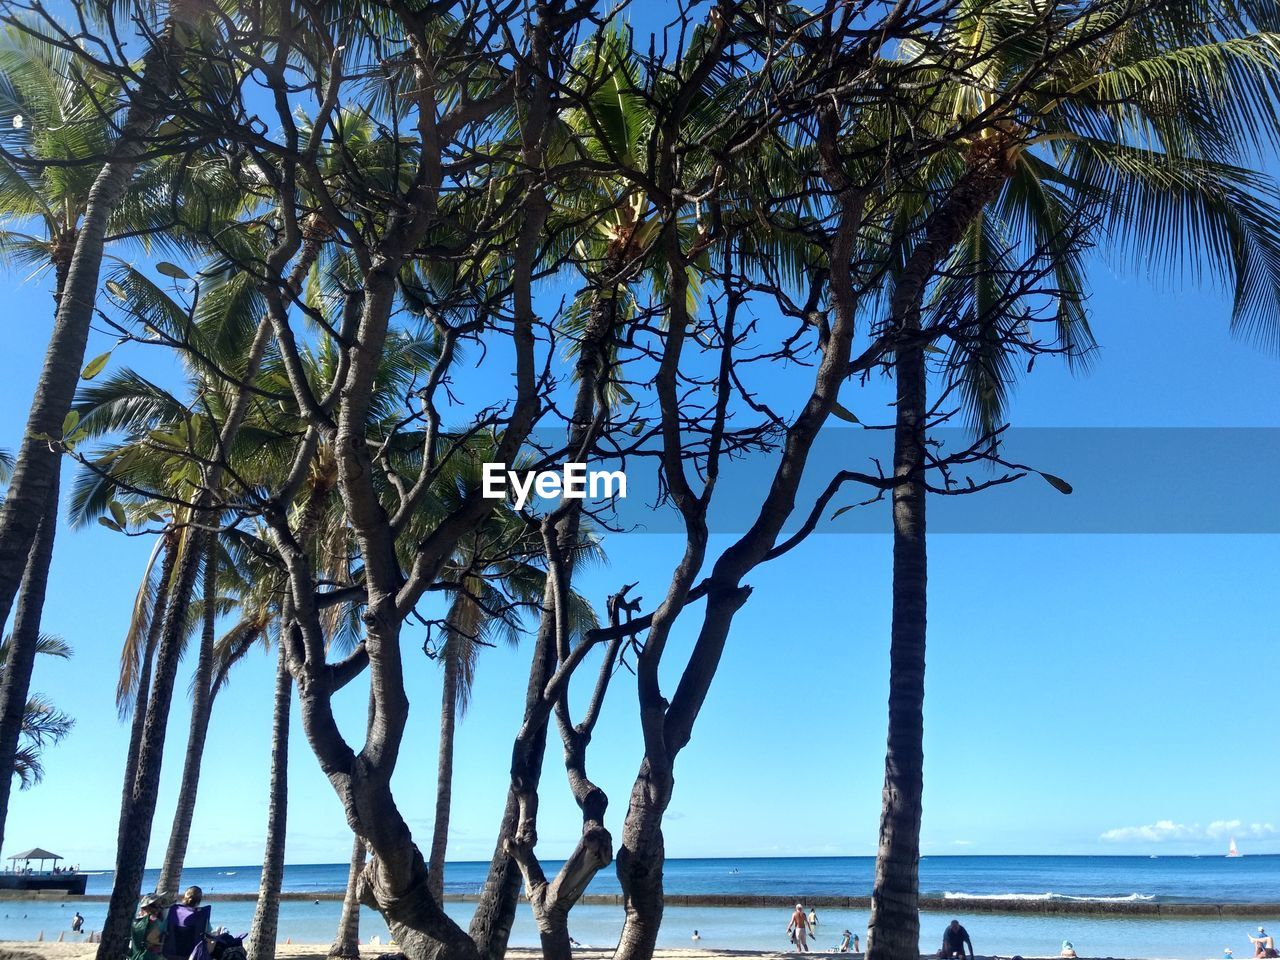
[942,891,1157,903]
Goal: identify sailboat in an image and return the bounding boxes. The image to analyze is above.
[1227,838,1243,858]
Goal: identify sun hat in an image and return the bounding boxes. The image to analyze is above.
[139,893,164,911]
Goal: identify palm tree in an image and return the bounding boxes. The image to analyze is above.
[0,632,73,787]
[0,25,160,853]
[0,4,204,665]
[329,836,367,960]
[0,463,58,855]
[863,2,1280,957]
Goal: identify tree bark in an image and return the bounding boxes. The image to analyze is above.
[249,639,292,960]
[866,318,928,960]
[157,536,219,900]
[0,17,182,630]
[428,617,461,903]
[614,761,670,960]
[0,469,59,854]
[467,791,525,960]
[96,521,205,960]
[330,835,366,960]
[865,154,1012,960]
[468,607,558,960]
[116,535,175,852]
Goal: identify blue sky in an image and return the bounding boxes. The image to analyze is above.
[0,240,1276,872]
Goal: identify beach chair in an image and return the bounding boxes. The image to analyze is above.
[163,904,212,960]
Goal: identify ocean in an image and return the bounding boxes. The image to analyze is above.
[2,856,1277,957]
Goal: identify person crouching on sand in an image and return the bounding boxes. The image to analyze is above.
[1249,927,1278,958]
[1061,940,1078,958]
[939,919,975,960]
[788,903,814,952]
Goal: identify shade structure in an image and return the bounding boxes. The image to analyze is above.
[7,848,63,862]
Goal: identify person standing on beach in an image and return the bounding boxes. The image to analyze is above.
[788,903,814,952]
[939,920,975,960]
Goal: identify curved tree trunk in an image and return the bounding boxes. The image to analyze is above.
[0,469,60,854]
[330,835,366,960]
[248,639,292,960]
[468,622,556,960]
[157,537,219,900]
[467,791,525,960]
[427,619,461,903]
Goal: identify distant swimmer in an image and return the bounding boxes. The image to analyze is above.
[808,908,819,928]
[71,912,84,933]
[788,903,814,953]
[692,931,701,942]
[938,920,974,960]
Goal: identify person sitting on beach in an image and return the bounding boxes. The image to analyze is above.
[939,920,974,960]
[131,895,167,960]
[164,886,212,960]
[1249,928,1278,959]
[1061,940,1077,958]
[788,903,815,953]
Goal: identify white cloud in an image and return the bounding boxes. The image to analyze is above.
[1100,819,1276,843]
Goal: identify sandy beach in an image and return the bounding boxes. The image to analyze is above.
[0,947,1118,960]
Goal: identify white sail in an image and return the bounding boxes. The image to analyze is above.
[1227,838,1242,858]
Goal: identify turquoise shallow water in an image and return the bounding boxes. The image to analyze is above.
[2,856,1277,957]
[1,900,1276,958]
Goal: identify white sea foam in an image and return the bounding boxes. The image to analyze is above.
[942,891,1157,903]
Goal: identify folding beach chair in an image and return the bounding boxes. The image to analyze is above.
[163,904,212,960]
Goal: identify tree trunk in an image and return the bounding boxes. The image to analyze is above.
[467,791,525,960]
[866,323,928,960]
[157,536,218,900]
[428,620,461,903]
[0,35,179,630]
[613,762,670,960]
[468,619,557,960]
[864,157,1010,960]
[116,535,175,852]
[96,522,205,960]
[330,835,366,960]
[249,639,292,960]
[0,470,59,854]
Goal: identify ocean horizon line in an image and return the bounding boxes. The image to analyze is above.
[123,852,1280,873]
